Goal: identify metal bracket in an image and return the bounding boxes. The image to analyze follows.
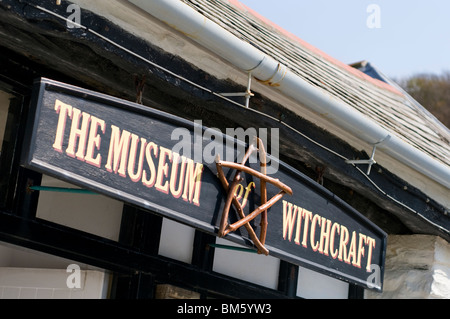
[134,75,146,105]
[346,145,378,175]
[346,135,392,175]
[29,186,98,195]
[219,72,254,108]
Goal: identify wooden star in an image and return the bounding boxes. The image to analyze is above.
[215,138,293,255]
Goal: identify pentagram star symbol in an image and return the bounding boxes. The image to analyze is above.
[215,138,293,255]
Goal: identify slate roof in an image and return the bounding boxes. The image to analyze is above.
[181,0,450,168]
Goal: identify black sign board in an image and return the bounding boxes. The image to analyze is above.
[23,78,387,291]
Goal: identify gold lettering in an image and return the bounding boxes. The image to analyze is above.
[365,236,376,272]
[338,225,349,262]
[155,146,172,194]
[310,214,321,252]
[169,153,187,198]
[66,108,91,161]
[85,116,105,167]
[53,100,73,153]
[282,201,298,242]
[105,125,132,177]
[329,222,340,259]
[234,184,244,202]
[294,207,303,245]
[241,182,255,209]
[355,233,367,268]
[318,217,332,255]
[128,136,147,182]
[346,231,357,265]
[142,142,158,188]
[182,158,204,206]
[279,200,378,272]
[301,209,313,248]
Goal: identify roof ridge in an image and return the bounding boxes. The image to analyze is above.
[226,0,403,96]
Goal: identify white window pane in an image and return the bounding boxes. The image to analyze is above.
[213,238,280,289]
[158,218,195,263]
[297,266,349,299]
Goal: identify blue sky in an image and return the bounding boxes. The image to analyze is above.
[238,0,450,79]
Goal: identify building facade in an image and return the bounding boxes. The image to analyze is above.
[0,0,449,299]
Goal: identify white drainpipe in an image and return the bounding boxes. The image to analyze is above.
[128,0,450,189]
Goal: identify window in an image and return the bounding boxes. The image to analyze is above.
[297,266,349,299]
[36,175,124,241]
[212,238,280,290]
[0,241,109,299]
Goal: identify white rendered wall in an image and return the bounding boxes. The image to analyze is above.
[366,235,450,299]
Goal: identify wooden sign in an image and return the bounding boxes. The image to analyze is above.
[22,78,387,291]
